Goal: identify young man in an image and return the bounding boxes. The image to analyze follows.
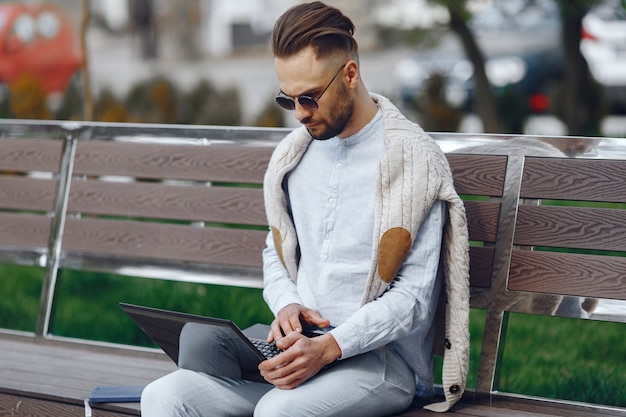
[141,2,470,416]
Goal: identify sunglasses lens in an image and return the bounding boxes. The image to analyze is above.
[297,97,318,111]
[276,96,295,110]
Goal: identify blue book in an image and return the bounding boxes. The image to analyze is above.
[89,385,145,403]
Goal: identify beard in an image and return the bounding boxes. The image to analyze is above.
[304,82,355,141]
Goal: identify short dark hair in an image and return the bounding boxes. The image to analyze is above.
[272,1,358,60]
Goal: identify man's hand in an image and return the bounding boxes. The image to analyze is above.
[258,332,341,389]
[267,303,330,344]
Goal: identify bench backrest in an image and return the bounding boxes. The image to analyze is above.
[511,157,626,301]
[65,140,272,274]
[0,137,63,263]
[446,154,507,289]
[1,121,625,398]
[440,135,626,392]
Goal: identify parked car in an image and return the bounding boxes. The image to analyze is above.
[581,0,626,114]
[0,2,82,96]
[394,0,565,115]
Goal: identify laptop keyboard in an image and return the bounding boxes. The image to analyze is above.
[250,339,282,359]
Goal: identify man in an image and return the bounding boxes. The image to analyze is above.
[141,2,469,416]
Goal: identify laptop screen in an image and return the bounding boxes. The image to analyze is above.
[119,302,267,365]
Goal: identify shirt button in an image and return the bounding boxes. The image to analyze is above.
[328,198,335,205]
[336,162,342,169]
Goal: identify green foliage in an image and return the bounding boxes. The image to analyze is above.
[427,0,471,22]
[7,75,51,119]
[499,313,626,407]
[111,76,246,126]
[124,76,179,124]
[179,79,242,126]
[95,88,129,122]
[0,85,11,118]
[556,0,596,17]
[0,265,44,332]
[375,25,432,48]
[413,72,463,132]
[55,74,84,120]
[48,269,273,347]
[254,97,285,128]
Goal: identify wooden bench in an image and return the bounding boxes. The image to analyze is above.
[1,120,625,417]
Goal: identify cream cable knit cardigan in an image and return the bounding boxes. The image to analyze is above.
[263,93,470,412]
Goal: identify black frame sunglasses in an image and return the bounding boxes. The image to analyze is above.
[275,63,347,111]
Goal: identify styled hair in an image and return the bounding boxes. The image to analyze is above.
[272,1,358,60]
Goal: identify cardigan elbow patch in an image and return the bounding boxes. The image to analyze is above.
[378,227,412,283]
[271,226,286,268]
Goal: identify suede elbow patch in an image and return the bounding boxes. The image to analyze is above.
[378,227,412,283]
[271,226,286,267]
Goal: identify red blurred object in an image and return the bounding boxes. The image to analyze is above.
[580,26,597,42]
[528,93,550,113]
[0,2,82,95]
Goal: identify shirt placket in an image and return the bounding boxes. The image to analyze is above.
[320,141,347,261]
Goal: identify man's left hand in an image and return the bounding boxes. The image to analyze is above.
[258,332,341,389]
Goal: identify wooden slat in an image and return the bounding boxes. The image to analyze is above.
[67,179,267,225]
[62,217,267,268]
[0,392,135,417]
[0,176,57,211]
[521,158,626,202]
[73,142,274,183]
[0,335,175,416]
[0,212,51,249]
[508,250,626,300]
[469,246,495,288]
[0,138,63,173]
[394,392,626,416]
[447,154,508,197]
[465,201,500,243]
[515,205,626,251]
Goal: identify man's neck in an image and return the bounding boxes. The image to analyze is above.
[338,88,379,139]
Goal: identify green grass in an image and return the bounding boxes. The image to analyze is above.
[0,264,273,346]
[1,264,625,407]
[0,265,44,331]
[49,269,275,347]
[498,312,626,406]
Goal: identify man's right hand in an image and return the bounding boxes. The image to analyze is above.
[267,303,331,345]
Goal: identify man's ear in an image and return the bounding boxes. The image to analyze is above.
[345,60,360,88]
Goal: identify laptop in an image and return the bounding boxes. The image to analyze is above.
[91,302,335,403]
[119,302,282,365]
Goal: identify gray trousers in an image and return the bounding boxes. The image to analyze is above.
[141,322,416,417]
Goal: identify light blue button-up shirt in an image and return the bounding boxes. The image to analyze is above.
[263,109,444,386]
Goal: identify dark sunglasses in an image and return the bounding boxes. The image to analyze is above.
[275,63,347,111]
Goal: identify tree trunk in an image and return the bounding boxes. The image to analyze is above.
[81,0,94,120]
[447,5,500,133]
[557,1,603,136]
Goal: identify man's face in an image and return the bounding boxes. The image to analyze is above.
[275,48,355,140]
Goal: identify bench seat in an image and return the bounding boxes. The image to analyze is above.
[3,334,626,417]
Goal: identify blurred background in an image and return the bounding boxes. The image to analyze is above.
[2,1,626,404]
[0,0,625,137]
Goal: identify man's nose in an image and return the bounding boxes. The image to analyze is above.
[295,102,313,122]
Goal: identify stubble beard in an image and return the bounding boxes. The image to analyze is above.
[306,83,355,141]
